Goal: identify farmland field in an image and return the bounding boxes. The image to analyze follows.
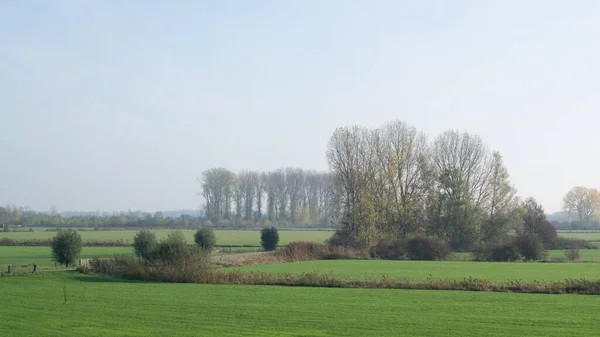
[547,249,600,260]
[234,260,600,282]
[454,249,600,261]
[0,229,333,246]
[556,231,600,242]
[2,272,600,336]
[0,246,133,269]
[0,245,261,269]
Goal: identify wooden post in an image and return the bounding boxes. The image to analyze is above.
[33,264,38,273]
[7,265,11,273]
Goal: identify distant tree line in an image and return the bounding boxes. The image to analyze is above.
[0,206,204,229]
[199,168,338,227]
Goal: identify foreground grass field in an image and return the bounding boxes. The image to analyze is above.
[235,260,600,282]
[0,229,333,246]
[0,247,133,269]
[1,273,600,336]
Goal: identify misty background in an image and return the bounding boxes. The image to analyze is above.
[1,0,599,213]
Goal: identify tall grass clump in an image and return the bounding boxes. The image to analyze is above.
[278,241,369,262]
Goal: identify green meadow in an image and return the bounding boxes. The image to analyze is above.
[0,229,333,246]
[0,246,133,269]
[234,259,600,282]
[2,272,600,337]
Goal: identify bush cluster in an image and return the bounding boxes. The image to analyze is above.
[370,236,452,261]
[327,229,366,250]
[548,238,596,250]
[472,234,547,262]
[132,230,210,263]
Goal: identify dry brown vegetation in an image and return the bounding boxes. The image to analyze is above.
[215,241,368,267]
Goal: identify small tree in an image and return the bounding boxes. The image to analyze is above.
[522,197,546,234]
[51,229,83,267]
[155,231,190,261]
[133,229,157,260]
[260,227,279,251]
[515,233,546,261]
[404,236,452,261]
[537,221,558,247]
[194,228,216,252]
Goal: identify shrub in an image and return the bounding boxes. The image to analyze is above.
[404,236,451,261]
[50,229,83,267]
[370,241,405,260]
[194,228,216,252]
[537,221,558,247]
[472,243,521,262]
[514,233,547,261]
[153,231,191,262]
[133,230,157,259]
[565,248,580,261]
[548,238,595,250]
[328,229,359,248]
[260,227,279,251]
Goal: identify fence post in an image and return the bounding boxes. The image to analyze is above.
[33,264,38,273]
[7,265,11,273]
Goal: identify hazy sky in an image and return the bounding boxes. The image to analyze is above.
[1,0,599,213]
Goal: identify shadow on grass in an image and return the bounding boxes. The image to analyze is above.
[67,272,158,284]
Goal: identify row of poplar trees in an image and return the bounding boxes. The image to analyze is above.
[200,168,339,227]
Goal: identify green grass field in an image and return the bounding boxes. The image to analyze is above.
[1,272,599,336]
[556,232,600,242]
[547,249,600,260]
[0,245,263,269]
[235,260,600,282]
[0,247,133,269]
[0,229,333,246]
[454,249,600,261]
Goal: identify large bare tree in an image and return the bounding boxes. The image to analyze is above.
[200,168,236,222]
[563,186,600,225]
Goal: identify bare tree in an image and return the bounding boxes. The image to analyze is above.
[238,171,258,221]
[429,130,494,248]
[480,152,518,242]
[200,168,236,222]
[256,173,266,221]
[377,120,432,238]
[264,172,277,221]
[286,168,305,225]
[563,186,600,225]
[272,169,287,221]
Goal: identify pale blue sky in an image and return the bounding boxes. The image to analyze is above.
[1,0,599,213]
